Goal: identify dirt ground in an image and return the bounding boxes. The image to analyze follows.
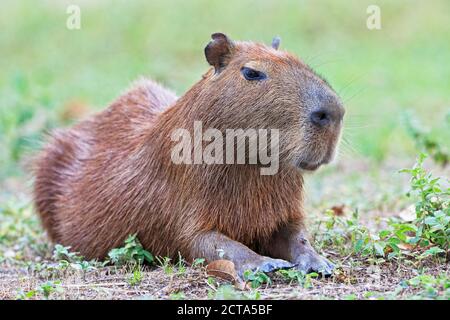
[1,252,447,300]
[0,159,448,300]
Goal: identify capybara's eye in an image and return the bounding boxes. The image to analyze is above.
[241,67,267,81]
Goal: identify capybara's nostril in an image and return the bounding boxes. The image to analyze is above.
[310,108,332,127]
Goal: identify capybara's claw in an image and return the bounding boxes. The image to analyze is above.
[259,258,295,273]
[295,252,335,277]
[238,257,295,277]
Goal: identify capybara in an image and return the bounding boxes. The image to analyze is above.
[33,33,344,276]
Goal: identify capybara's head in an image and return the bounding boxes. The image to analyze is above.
[196,33,344,171]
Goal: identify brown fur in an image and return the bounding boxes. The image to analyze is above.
[33,34,344,274]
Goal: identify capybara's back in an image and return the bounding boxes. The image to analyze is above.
[33,79,177,257]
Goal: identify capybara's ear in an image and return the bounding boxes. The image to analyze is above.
[204,33,235,73]
[271,36,281,50]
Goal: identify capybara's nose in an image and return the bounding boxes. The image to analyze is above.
[310,108,332,127]
[309,104,344,128]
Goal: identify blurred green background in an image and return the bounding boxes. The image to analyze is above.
[0,0,449,182]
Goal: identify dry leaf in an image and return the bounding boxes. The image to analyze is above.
[331,204,346,216]
[398,243,415,251]
[206,259,237,282]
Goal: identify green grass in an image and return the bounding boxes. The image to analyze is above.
[1,0,449,180]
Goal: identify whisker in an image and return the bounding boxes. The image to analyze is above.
[338,136,360,157]
[337,73,367,98]
[342,87,366,104]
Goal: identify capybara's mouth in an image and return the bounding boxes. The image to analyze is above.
[299,162,322,171]
[296,161,322,171]
[296,144,336,171]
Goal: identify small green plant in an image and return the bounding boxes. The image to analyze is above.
[400,274,450,300]
[316,209,385,261]
[277,269,319,289]
[24,245,101,279]
[243,270,272,289]
[399,153,449,256]
[17,280,63,300]
[52,244,82,262]
[366,154,449,261]
[169,291,185,300]
[154,255,187,276]
[51,244,101,278]
[156,256,174,274]
[16,289,37,300]
[107,234,154,266]
[38,280,63,299]
[315,153,449,263]
[191,257,206,268]
[175,253,187,275]
[277,269,305,284]
[128,268,144,286]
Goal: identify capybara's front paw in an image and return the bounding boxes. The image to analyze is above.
[294,251,334,276]
[238,256,294,277]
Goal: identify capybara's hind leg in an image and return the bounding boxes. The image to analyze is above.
[261,224,335,276]
[189,231,294,277]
